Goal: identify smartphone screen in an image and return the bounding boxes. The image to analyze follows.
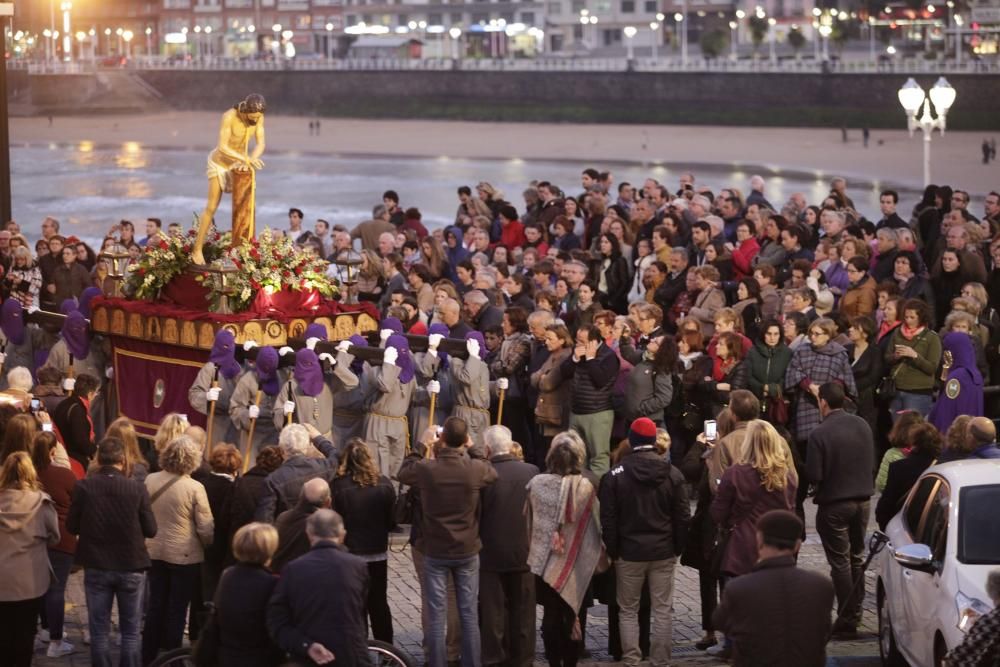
[704,420,718,441]
[31,399,40,411]
[42,423,53,432]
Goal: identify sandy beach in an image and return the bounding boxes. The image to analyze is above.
[10,113,999,195]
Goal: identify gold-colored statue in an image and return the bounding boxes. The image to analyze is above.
[192,94,267,265]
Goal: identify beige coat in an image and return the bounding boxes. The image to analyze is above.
[0,489,59,601]
[144,471,214,565]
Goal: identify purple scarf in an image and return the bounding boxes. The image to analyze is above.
[294,348,325,397]
[1,299,25,346]
[79,287,102,319]
[255,346,280,396]
[304,323,328,341]
[386,334,415,384]
[62,311,90,359]
[209,330,241,380]
[348,334,368,377]
[428,322,450,370]
[466,331,487,360]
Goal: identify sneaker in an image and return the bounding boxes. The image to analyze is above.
[34,636,47,651]
[47,640,76,658]
[696,633,718,650]
[83,629,91,645]
[706,642,732,659]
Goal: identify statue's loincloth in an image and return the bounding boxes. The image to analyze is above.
[206,151,235,193]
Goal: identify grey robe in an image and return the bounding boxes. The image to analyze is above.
[449,354,491,448]
[188,361,240,447]
[408,350,454,447]
[228,368,284,465]
[363,362,415,479]
[330,350,368,445]
[273,355,359,440]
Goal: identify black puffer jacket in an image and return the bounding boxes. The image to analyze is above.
[560,342,620,414]
[599,451,691,561]
[591,254,631,314]
[330,474,396,556]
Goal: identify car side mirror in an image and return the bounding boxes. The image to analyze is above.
[893,543,937,573]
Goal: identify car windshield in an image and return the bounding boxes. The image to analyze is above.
[959,485,1000,565]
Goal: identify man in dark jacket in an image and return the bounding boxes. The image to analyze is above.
[52,372,100,469]
[560,325,620,475]
[653,248,689,331]
[713,510,834,667]
[479,426,538,667]
[600,418,690,667]
[464,290,504,334]
[271,478,331,573]
[255,424,342,522]
[397,416,497,667]
[806,382,875,638]
[267,509,371,666]
[67,437,157,667]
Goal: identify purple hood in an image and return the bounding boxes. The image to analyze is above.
[79,287,102,319]
[62,311,90,359]
[386,334,415,384]
[304,323,328,341]
[59,298,79,315]
[209,330,241,380]
[1,299,25,346]
[294,348,325,397]
[255,346,280,396]
[348,334,367,376]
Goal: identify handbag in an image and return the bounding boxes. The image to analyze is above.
[877,365,902,401]
[681,403,702,432]
[393,484,418,526]
[708,526,734,578]
[766,388,790,425]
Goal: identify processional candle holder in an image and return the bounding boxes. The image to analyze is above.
[334,248,363,305]
[98,243,132,298]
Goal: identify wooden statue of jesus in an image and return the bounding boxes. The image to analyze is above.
[192,94,267,265]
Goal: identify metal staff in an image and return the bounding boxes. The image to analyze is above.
[242,389,262,474]
[206,367,220,460]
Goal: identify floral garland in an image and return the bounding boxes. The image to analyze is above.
[126,230,230,300]
[220,228,339,312]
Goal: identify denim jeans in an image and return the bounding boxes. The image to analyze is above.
[142,560,199,665]
[41,550,75,640]
[890,391,934,420]
[816,500,871,627]
[84,568,146,667]
[421,554,481,667]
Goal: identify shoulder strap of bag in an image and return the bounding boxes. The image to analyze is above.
[150,475,183,505]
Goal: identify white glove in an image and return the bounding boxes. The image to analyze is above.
[466,338,480,359]
[279,346,294,357]
[0,352,6,365]
[383,346,398,366]
[428,333,444,350]
[27,305,39,314]
[497,377,509,391]
[318,352,335,365]
[427,348,438,358]
[306,337,321,351]
[427,380,441,394]
[336,340,352,354]
[248,405,260,420]
[106,367,113,379]
[283,400,296,415]
[207,387,222,402]
[380,328,393,343]
[63,378,76,392]
[243,340,258,352]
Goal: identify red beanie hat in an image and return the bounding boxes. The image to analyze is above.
[628,417,658,450]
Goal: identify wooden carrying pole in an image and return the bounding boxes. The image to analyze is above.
[428,392,438,428]
[242,389,262,474]
[496,387,506,425]
[206,368,220,460]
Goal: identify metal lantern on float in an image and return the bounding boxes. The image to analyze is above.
[98,243,132,297]
[334,248,363,304]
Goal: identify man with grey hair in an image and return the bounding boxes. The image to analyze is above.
[746,174,773,211]
[479,425,538,667]
[350,203,395,253]
[463,289,503,334]
[526,310,555,458]
[255,423,343,522]
[268,509,370,667]
[271,478,332,572]
[871,228,899,282]
[820,210,847,244]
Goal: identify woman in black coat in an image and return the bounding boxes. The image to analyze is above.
[330,439,397,643]
[225,447,284,565]
[875,423,942,530]
[591,232,631,314]
[214,523,285,667]
[846,315,884,449]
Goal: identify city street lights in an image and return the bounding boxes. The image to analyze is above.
[673,12,686,66]
[729,21,737,59]
[449,27,462,59]
[767,17,776,64]
[325,23,334,59]
[145,26,153,56]
[868,16,875,63]
[122,29,133,58]
[623,25,636,60]
[898,77,956,186]
[954,14,963,64]
[649,22,659,63]
[60,2,72,62]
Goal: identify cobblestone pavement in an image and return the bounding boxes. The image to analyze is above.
[34,504,881,667]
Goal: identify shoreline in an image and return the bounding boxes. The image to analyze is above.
[10,112,1000,195]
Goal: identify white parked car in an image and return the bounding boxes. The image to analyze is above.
[876,459,999,667]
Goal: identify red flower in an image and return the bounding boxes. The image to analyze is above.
[294,265,303,275]
[138,267,146,275]
[159,240,168,250]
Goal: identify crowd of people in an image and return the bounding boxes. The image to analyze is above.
[0,170,998,667]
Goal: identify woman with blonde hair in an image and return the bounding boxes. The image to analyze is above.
[4,246,42,308]
[143,436,214,664]
[0,451,59,664]
[148,412,190,474]
[710,419,797,581]
[107,416,148,482]
[358,248,387,302]
[331,438,397,642]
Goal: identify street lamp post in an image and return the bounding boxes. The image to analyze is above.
[868,16,875,63]
[767,17,776,64]
[61,2,72,62]
[449,27,462,60]
[898,77,956,187]
[623,25,636,61]
[681,0,688,65]
[649,22,659,63]
[122,29,133,58]
[145,26,152,56]
[729,21,737,59]
[673,12,686,66]
[954,14,963,64]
